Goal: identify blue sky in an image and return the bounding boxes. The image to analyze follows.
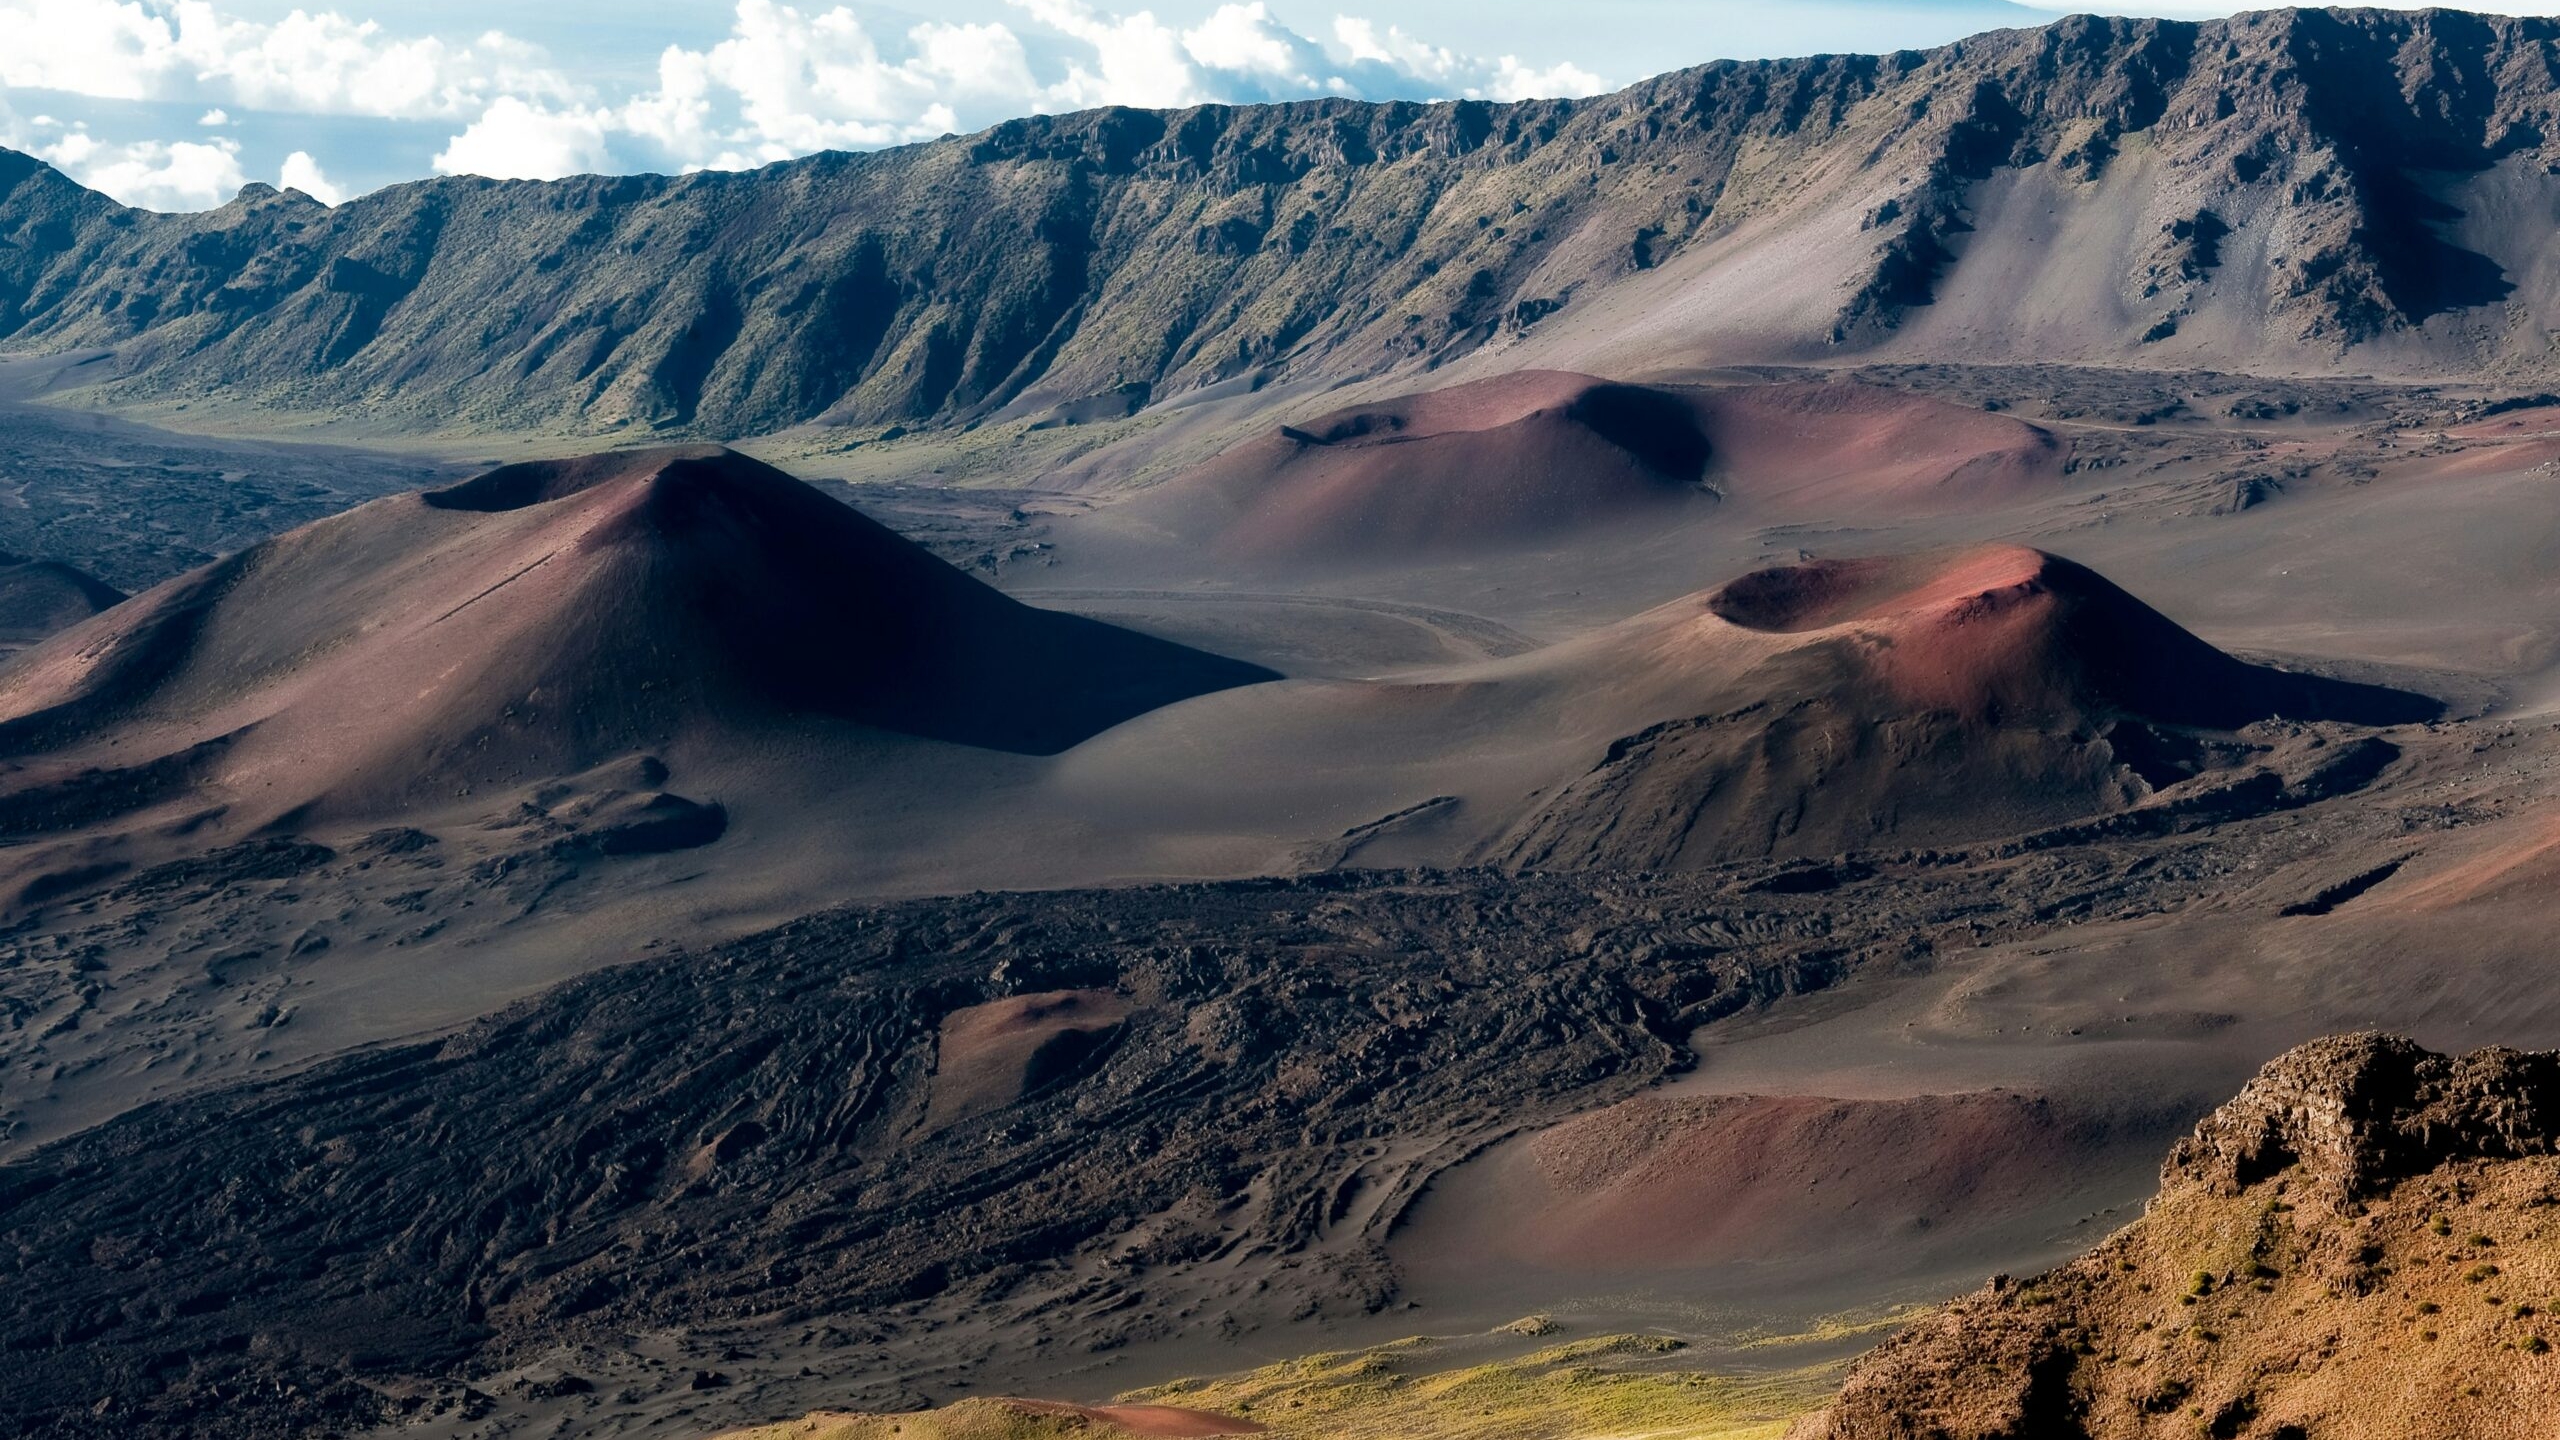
[3,1,2553,211]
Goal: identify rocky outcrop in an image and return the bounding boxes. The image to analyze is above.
[4,10,2560,438]
[1797,1034,2560,1440]
[2166,1034,2560,1210]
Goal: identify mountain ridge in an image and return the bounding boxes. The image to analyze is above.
[4,7,2560,440]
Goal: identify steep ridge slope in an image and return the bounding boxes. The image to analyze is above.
[1797,1035,2560,1440]
[0,446,1273,832]
[3,9,2560,437]
[1498,546,2440,866]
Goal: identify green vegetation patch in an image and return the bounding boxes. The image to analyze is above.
[1125,1330,1837,1440]
[714,1327,1839,1440]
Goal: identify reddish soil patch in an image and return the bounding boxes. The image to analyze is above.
[2418,433,2560,478]
[2390,813,2560,911]
[926,990,1136,1130]
[2447,404,2560,440]
[1120,375,2064,565]
[1706,545,2437,728]
[1131,370,1714,562]
[1692,382,2066,514]
[1010,1400,1266,1436]
[0,446,1273,831]
[1406,1091,2116,1275]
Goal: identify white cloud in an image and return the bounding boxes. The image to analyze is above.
[1183,2,1330,85]
[5,0,1617,202]
[1331,15,1604,100]
[279,149,344,203]
[1016,0,1207,109]
[1483,54,1606,101]
[1332,16,1459,81]
[600,0,1605,171]
[609,1,1055,168]
[619,44,720,160]
[701,1,963,158]
[202,14,577,117]
[46,128,248,210]
[912,20,1041,98]
[0,0,181,101]
[432,96,613,180]
[0,0,577,119]
[0,71,241,211]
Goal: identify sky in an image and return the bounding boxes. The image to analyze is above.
[4,0,2559,212]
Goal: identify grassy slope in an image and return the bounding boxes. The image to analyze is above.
[1803,1122,2560,1434]
[2009,1154,2560,1435]
[716,1329,1838,1440]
